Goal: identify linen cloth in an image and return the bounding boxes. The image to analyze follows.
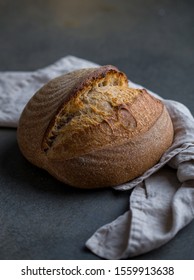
[0,56,194,259]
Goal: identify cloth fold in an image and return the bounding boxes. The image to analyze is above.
[1,56,194,259]
[0,56,98,127]
[86,98,194,259]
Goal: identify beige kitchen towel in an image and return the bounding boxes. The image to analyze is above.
[86,100,194,259]
[0,56,194,259]
[0,56,98,127]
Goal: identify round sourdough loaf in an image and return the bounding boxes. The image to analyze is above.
[17,65,174,188]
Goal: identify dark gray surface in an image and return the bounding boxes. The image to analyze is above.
[0,0,194,259]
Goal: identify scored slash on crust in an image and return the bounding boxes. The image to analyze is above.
[17,65,174,188]
[42,69,140,154]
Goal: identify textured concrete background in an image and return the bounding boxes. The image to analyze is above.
[0,0,194,259]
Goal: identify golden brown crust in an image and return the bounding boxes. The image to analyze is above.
[17,65,174,188]
[41,105,173,188]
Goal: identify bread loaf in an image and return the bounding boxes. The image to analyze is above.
[17,65,174,188]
